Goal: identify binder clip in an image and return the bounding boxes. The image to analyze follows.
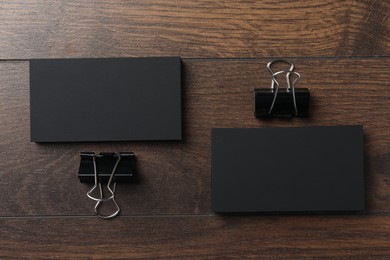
[78,152,135,219]
[254,59,310,118]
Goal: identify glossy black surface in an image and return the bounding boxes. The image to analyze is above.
[254,88,310,118]
[78,152,135,183]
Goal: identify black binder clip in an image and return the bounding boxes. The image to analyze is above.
[78,152,135,219]
[254,59,310,118]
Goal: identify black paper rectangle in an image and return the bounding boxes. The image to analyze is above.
[212,126,365,213]
[30,57,181,142]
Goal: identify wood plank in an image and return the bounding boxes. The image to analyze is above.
[0,58,389,216]
[0,215,390,259]
[0,0,388,59]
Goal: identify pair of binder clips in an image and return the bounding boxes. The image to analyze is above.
[78,152,135,219]
[254,59,310,118]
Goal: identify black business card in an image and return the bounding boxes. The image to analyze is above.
[212,126,365,213]
[30,57,181,142]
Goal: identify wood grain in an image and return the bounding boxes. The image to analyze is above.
[0,0,388,59]
[1,1,390,256]
[0,58,389,217]
[1,215,390,259]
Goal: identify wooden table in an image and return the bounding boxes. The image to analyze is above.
[0,1,389,259]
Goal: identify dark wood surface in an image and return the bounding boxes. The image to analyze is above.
[0,0,389,259]
[0,0,389,59]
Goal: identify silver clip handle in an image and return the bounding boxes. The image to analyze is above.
[86,153,122,219]
[266,59,301,116]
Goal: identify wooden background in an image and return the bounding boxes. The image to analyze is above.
[0,0,389,258]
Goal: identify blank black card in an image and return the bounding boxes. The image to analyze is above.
[212,126,365,213]
[30,57,181,142]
